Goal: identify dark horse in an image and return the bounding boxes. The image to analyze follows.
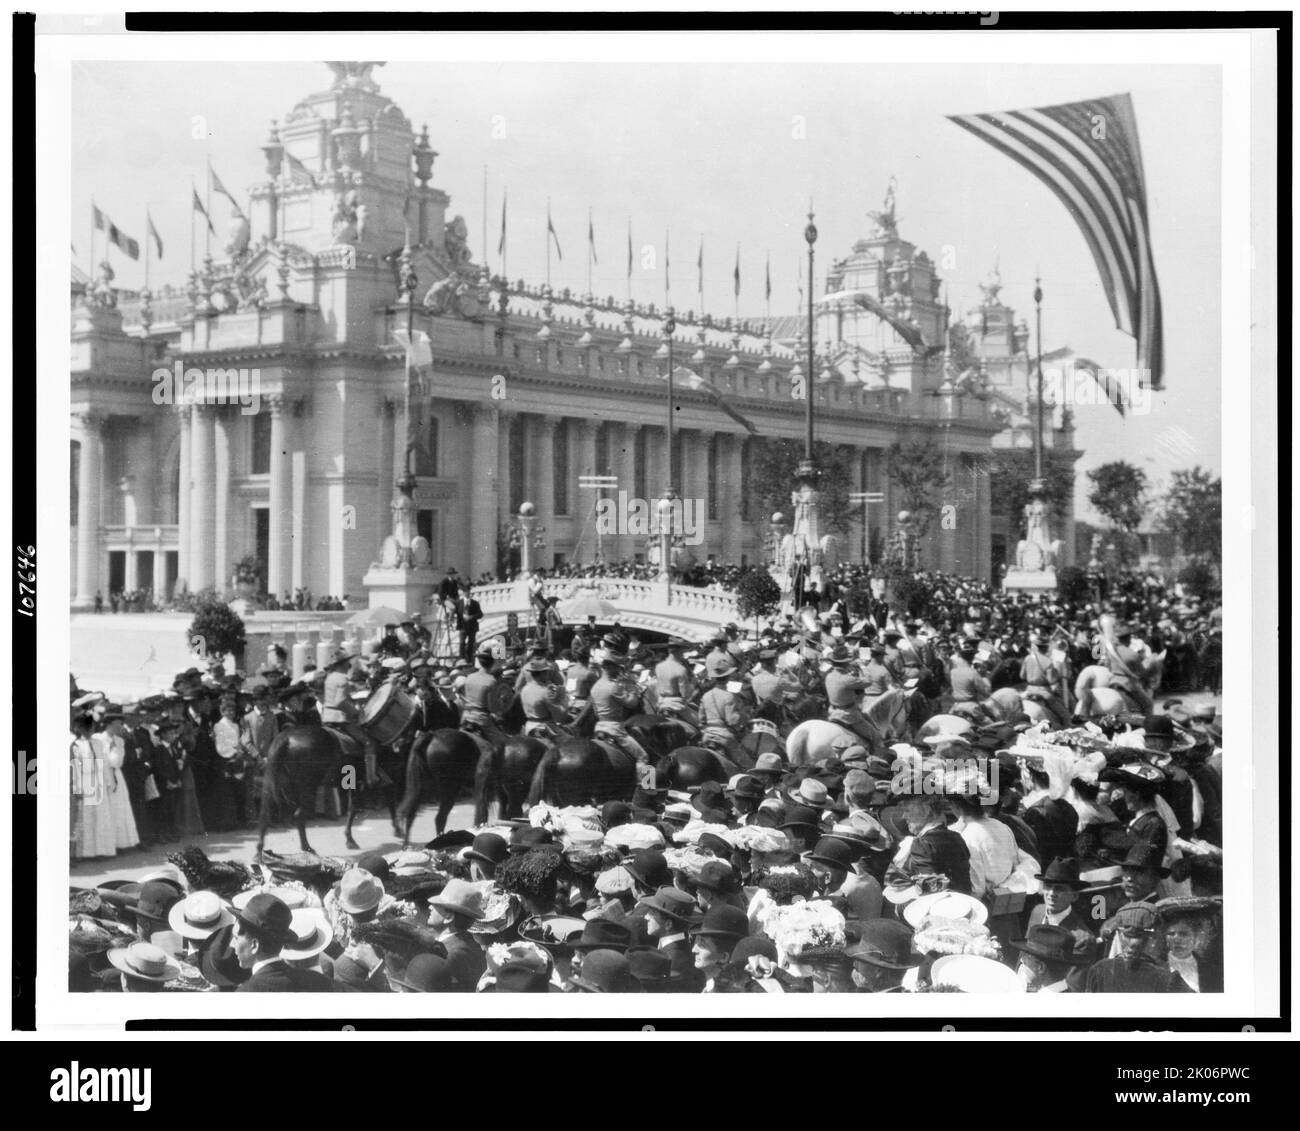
[526,736,638,807]
[393,728,483,848]
[257,724,369,858]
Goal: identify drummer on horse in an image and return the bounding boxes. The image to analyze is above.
[319,647,380,788]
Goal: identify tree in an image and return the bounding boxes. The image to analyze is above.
[985,450,1075,528]
[1177,560,1220,602]
[1086,460,1148,533]
[1159,466,1222,563]
[1054,564,1091,605]
[746,438,854,538]
[734,566,782,636]
[187,597,247,668]
[884,440,951,537]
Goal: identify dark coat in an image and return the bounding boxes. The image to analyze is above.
[901,827,972,894]
[1023,798,1079,869]
[1083,955,1193,993]
[237,960,334,992]
[440,929,486,991]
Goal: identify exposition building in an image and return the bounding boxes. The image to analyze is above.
[70,62,1079,612]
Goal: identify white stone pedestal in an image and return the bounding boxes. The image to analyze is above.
[1003,567,1058,594]
[362,565,440,615]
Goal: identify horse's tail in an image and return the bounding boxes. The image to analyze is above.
[526,743,562,808]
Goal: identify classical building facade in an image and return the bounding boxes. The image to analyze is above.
[70,63,1004,610]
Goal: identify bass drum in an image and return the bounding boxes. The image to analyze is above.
[360,682,416,745]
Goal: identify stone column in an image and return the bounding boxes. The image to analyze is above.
[574,419,599,564]
[213,407,231,590]
[376,397,395,552]
[153,548,168,601]
[533,414,557,539]
[469,404,500,580]
[615,422,638,562]
[266,396,290,601]
[496,405,516,548]
[188,404,213,592]
[719,433,743,562]
[176,404,191,588]
[291,399,308,593]
[72,413,104,609]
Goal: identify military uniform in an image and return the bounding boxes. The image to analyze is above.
[590,673,649,763]
[825,666,882,750]
[654,654,698,726]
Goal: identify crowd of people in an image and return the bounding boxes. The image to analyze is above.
[69,558,1224,995]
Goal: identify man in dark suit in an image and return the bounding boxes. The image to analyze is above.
[437,567,462,605]
[892,794,972,894]
[457,588,484,662]
[232,893,333,992]
[425,880,487,991]
[1027,857,1098,963]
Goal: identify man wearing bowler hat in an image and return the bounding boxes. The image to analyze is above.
[1028,857,1098,959]
[690,905,750,992]
[1011,924,1084,992]
[232,893,333,992]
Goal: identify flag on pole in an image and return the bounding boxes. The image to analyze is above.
[626,220,633,281]
[106,218,140,260]
[147,212,164,260]
[283,150,314,184]
[662,365,758,435]
[764,252,771,302]
[497,190,507,255]
[92,203,106,233]
[192,188,216,235]
[948,92,1163,388]
[838,290,929,353]
[733,246,740,298]
[697,237,704,297]
[1072,355,1128,417]
[547,206,563,260]
[210,166,247,219]
[587,209,597,265]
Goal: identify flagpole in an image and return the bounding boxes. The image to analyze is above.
[189,178,196,278]
[734,243,740,322]
[664,227,670,306]
[144,206,150,291]
[89,197,96,279]
[545,197,551,288]
[502,187,508,282]
[587,206,593,295]
[205,156,212,262]
[626,217,632,304]
[481,165,487,275]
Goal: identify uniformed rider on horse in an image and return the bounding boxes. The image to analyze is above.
[318,648,380,787]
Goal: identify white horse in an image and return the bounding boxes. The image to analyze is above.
[1074,664,1143,718]
[785,690,911,765]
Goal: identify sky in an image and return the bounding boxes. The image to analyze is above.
[69,58,1222,520]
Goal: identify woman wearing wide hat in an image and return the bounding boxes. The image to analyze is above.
[1154,895,1223,993]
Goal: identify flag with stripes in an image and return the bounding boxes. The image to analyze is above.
[831,290,929,353]
[663,365,758,435]
[192,188,215,235]
[92,203,106,232]
[147,211,164,259]
[107,219,140,261]
[948,93,1163,388]
[1072,355,1128,417]
[210,166,247,219]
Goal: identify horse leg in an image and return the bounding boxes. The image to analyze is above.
[293,806,313,855]
[343,778,360,852]
[395,750,424,850]
[472,745,495,826]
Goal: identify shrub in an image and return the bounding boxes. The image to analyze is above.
[735,567,782,627]
[187,598,247,665]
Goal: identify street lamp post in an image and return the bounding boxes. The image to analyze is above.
[786,206,822,610]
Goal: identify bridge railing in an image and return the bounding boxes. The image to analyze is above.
[474,577,741,631]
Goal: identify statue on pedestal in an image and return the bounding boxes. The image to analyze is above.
[1014,492,1063,570]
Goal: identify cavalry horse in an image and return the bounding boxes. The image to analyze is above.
[784,688,913,767]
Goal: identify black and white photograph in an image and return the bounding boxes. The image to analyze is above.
[22,14,1281,1043]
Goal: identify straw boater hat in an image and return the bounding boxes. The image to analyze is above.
[106,941,181,984]
[166,890,234,941]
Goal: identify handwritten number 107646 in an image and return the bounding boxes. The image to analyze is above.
[16,545,34,617]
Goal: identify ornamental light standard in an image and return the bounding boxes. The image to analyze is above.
[658,307,678,586]
[785,205,822,609]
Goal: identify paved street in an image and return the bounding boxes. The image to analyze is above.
[69,797,480,889]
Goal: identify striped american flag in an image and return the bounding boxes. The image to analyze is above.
[949,93,1163,389]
